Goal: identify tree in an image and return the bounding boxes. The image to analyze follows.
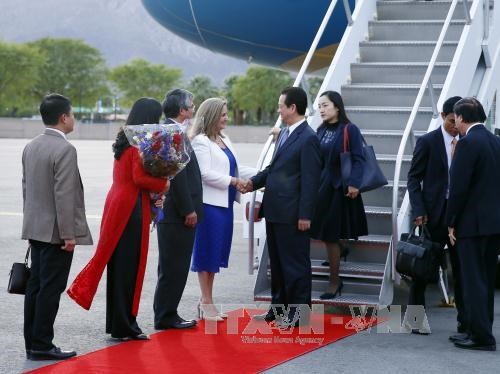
[223,75,244,124]
[232,67,293,124]
[186,75,220,107]
[307,76,323,102]
[0,41,44,116]
[109,58,182,107]
[28,38,109,116]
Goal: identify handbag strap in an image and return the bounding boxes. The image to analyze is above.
[24,245,31,266]
[343,123,350,153]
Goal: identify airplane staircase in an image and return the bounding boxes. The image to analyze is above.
[251,0,499,309]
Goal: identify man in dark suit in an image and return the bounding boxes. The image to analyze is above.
[243,86,321,326]
[407,96,466,334]
[22,94,93,360]
[447,97,500,351]
[153,89,202,329]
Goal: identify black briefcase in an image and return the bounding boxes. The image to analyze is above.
[7,246,31,295]
[395,226,441,283]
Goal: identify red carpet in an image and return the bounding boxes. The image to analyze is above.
[27,309,378,374]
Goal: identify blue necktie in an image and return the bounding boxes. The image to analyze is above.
[277,128,289,150]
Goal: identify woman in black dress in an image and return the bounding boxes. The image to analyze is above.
[310,91,368,299]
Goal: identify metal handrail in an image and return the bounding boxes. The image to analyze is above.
[247,0,340,274]
[391,0,471,278]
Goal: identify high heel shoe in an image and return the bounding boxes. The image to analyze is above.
[321,245,350,266]
[319,281,344,300]
[197,303,223,322]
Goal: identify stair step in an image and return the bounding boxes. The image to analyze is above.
[377,0,471,21]
[377,154,412,181]
[361,180,406,207]
[359,41,458,63]
[361,129,425,155]
[342,83,443,107]
[365,205,393,235]
[347,106,433,132]
[350,62,450,84]
[369,20,465,41]
[311,260,385,280]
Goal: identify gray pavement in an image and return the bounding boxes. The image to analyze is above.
[1,138,500,373]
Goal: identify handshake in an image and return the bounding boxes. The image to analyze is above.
[231,177,253,194]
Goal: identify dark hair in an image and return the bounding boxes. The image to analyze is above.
[453,97,486,124]
[39,93,72,126]
[319,91,350,124]
[281,86,307,115]
[442,96,462,116]
[112,97,163,160]
[162,89,194,118]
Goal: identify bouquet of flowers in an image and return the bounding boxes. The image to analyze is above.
[124,123,192,178]
[124,123,192,227]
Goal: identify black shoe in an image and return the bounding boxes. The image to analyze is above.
[320,282,344,300]
[253,310,277,322]
[340,245,350,261]
[29,347,76,361]
[449,333,469,342]
[26,350,31,360]
[411,329,430,335]
[454,339,496,351]
[155,318,196,330]
[131,333,150,340]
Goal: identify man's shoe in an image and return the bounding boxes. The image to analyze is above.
[253,311,277,322]
[155,318,196,330]
[454,339,496,351]
[411,329,430,335]
[29,347,76,361]
[26,350,31,360]
[131,333,150,340]
[449,333,469,343]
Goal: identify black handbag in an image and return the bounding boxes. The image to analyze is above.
[340,124,388,193]
[395,225,442,283]
[7,246,31,295]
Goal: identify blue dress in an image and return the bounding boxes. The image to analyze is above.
[191,147,237,273]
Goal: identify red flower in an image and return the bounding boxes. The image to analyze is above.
[152,140,161,152]
[173,133,182,145]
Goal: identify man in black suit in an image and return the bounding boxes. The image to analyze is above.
[447,97,500,351]
[407,96,466,334]
[154,89,203,329]
[243,87,321,326]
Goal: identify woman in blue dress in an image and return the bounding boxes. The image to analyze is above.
[310,91,368,300]
[189,98,256,320]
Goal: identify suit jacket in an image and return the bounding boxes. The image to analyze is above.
[407,127,449,233]
[159,119,203,223]
[191,133,256,208]
[317,122,365,189]
[251,121,321,224]
[446,124,500,238]
[22,129,92,245]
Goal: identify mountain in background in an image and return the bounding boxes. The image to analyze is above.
[0,0,249,84]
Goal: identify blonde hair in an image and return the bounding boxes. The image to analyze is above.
[189,97,227,140]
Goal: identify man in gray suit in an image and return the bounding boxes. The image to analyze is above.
[154,89,202,329]
[22,94,93,360]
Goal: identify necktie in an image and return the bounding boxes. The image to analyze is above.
[276,128,289,150]
[451,138,457,159]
